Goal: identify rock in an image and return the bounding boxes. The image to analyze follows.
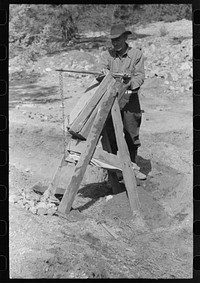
[186,84,192,91]
[29,206,38,214]
[36,202,47,209]
[45,68,52,72]
[46,203,55,209]
[25,193,32,200]
[26,200,35,207]
[9,195,17,203]
[15,194,23,202]
[24,203,30,210]
[17,199,26,208]
[106,195,113,201]
[180,62,190,71]
[47,207,57,215]
[37,207,48,215]
[31,193,41,202]
[25,168,30,172]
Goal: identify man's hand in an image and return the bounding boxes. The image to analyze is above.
[123,72,131,84]
[101,69,110,75]
[95,69,110,82]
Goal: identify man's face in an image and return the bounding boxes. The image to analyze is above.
[111,33,127,52]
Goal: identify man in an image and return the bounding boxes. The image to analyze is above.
[97,23,146,180]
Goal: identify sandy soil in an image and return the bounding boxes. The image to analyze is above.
[9,20,193,279]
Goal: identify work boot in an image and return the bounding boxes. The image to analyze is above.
[134,169,147,180]
[131,162,146,180]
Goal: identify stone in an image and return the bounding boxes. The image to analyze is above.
[24,203,30,210]
[37,207,48,215]
[25,193,33,200]
[26,200,35,207]
[47,207,57,215]
[46,202,56,209]
[9,195,17,203]
[17,200,24,207]
[15,192,23,200]
[31,193,41,202]
[36,202,47,209]
[29,206,37,214]
[180,62,190,71]
[106,195,113,201]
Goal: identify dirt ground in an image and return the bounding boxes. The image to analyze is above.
[9,20,193,279]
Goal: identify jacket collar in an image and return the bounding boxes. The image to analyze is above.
[109,44,132,59]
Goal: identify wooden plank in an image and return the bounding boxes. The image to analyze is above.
[68,73,115,135]
[111,98,140,215]
[77,101,99,140]
[68,81,99,127]
[66,139,122,171]
[79,79,128,140]
[58,81,120,215]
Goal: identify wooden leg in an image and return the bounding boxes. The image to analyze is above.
[111,98,140,215]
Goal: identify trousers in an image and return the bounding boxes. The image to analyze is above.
[104,90,142,163]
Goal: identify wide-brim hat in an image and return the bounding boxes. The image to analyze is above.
[109,23,132,39]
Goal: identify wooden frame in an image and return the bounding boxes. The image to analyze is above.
[56,79,140,216]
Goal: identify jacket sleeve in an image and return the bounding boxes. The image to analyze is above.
[129,49,145,90]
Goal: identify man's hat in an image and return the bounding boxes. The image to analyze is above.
[109,23,132,39]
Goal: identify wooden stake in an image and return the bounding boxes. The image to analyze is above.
[111,98,140,215]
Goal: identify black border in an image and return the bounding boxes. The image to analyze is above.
[193,0,200,279]
[0,1,8,283]
[1,0,198,282]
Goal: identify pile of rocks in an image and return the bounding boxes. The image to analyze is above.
[129,31,192,95]
[9,189,59,216]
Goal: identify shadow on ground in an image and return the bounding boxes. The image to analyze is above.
[74,182,114,212]
[137,155,152,175]
[9,84,62,107]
